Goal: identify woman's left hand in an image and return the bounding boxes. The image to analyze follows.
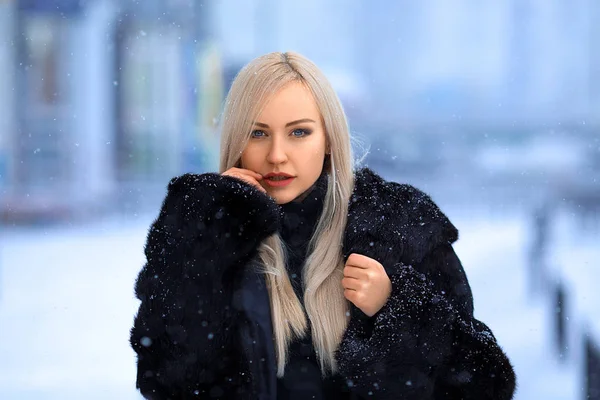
[342,253,392,317]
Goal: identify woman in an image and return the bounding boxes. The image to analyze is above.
[130,52,516,400]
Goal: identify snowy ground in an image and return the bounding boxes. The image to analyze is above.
[0,206,597,399]
[451,209,581,400]
[0,217,146,400]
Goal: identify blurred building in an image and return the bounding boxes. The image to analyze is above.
[359,0,600,184]
[213,0,368,122]
[590,0,600,124]
[1,0,599,223]
[0,1,17,205]
[8,0,119,223]
[359,0,597,125]
[0,0,223,223]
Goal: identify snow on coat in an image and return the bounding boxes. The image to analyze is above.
[130,167,516,400]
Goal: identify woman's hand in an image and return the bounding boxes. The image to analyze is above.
[342,253,392,317]
[222,167,266,193]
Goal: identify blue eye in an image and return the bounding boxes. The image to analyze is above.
[291,129,311,137]
[251,130,266,138]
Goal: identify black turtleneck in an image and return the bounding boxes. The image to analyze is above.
[278,174,326,302]
[276,173,353,400]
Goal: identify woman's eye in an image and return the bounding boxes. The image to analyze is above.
[291,129,310,137]
[251,130,266,138]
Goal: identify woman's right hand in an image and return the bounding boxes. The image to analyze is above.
[222,167,266,193]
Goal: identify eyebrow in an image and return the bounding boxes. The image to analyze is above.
[253,118,317,129]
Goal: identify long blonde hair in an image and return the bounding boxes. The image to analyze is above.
[219,52,354,376]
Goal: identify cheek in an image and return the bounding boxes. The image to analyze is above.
[239,153,248,169]
[240,147,258,168]
[308,136,327,158]
[312,146,326,161]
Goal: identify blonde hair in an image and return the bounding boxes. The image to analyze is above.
[219,52,354,376]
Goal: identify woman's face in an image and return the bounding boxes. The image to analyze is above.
[241,82,328,204]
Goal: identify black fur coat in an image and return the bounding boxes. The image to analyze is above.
[130,168,516,399]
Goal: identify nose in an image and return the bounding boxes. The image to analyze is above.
[266,137,288,165]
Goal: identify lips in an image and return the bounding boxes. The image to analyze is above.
[263,173,295,187]
[264,172,294,179]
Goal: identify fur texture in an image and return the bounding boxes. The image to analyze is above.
[131,173,279,399]
[130,168,516,399]
[337,169,515,399]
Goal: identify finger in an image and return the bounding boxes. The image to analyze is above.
[225,172,266,193]
[346,253,374,269]
[223,168,262,180]
[343,265,367,280]
[342,277,362,291]
[344,288,362,304]
[245,178,267,192]
[235,171,266,192]
[234,168,263,179]
[238,175,263,186]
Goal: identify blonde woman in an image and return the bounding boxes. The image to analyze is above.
[130,52,516,400]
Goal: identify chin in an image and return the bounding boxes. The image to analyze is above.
[272,195,293,205]
[269,190,296,205]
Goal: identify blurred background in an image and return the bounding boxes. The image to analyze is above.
[1,0,599,398]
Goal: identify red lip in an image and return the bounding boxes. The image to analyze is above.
[263,172,295,188]
[263,172,294,179]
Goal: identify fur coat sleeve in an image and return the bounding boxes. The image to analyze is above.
[336,170,516,400]
[129,173,279,399]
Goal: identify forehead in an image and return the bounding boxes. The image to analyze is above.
[256,81,321,123]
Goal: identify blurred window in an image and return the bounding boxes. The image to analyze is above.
[15,13,69,193]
